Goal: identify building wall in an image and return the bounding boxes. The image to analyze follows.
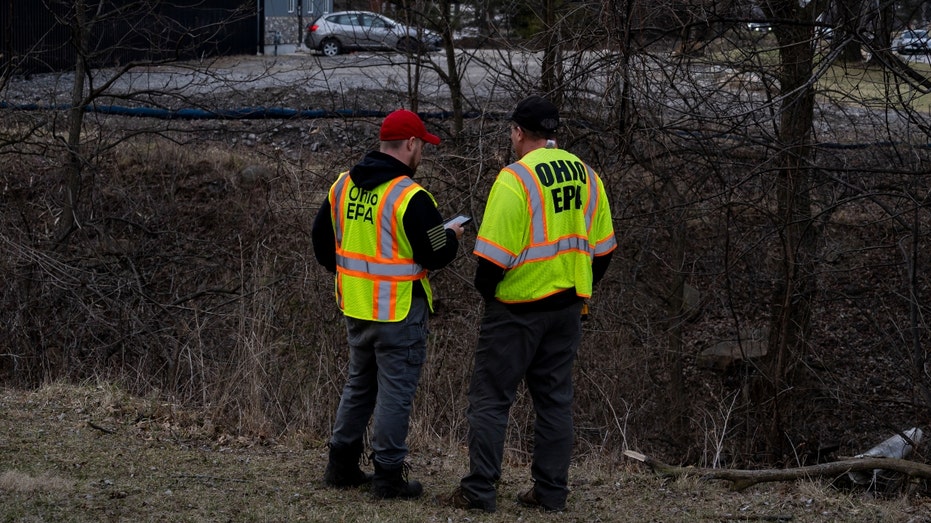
[264,0,333,45]
[2,0,258,75]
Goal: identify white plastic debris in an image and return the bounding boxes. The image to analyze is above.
[848,427,923,486]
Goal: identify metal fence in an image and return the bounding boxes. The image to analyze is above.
[1,0,259,77]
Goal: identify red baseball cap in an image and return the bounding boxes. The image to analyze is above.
[379,109,441,145]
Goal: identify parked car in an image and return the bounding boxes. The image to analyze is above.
[746,22,772,32]
[893,29,931,55]
[304,11,442,57]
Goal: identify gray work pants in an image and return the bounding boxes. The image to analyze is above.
[460,299,583,511]
[329,296,428,467]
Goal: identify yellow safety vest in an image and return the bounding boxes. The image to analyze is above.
[473,148,616,303]
[329,172,434,321]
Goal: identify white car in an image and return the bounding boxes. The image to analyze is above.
[304,11,442,57]
[893,29,931,55]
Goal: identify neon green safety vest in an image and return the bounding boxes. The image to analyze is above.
[328,172,434,321]
[473,148,617,303]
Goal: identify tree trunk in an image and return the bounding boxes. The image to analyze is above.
[58,0,92,244]
[763,5,818,460]
[665,187,690,445]
[607,0,635,142]
[541,0,561,102]
[438,0,464,134]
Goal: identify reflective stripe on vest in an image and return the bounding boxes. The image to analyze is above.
[330,173,427,321]
[474,161,599,268]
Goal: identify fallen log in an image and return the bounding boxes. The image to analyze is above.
[623,450,931,491]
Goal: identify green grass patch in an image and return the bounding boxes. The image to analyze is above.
[817,61,931,113]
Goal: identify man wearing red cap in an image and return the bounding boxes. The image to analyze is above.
[312,109,464,499]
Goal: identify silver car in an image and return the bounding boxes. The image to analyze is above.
[304,11,442,57]
[893,29,931,55]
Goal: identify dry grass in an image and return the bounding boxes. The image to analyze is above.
[4,52,931,522]
[0,470,74,493]
[818,61,931,114]
[2,383,930,522]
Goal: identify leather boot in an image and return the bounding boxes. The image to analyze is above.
[323,440,371,488]
[371,461,423,499]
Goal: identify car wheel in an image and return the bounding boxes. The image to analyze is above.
[321,38,342,57]
[396,37,420,53]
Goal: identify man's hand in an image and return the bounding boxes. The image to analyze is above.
[447,223,465,240]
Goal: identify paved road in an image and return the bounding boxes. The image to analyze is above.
[217,48,543,105]
[2,48,544,109]
[4,45,926,112]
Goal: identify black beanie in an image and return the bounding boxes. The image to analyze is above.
[511,95,559,134]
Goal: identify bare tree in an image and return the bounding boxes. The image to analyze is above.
[45,0,253,243]
[5,0,931,466]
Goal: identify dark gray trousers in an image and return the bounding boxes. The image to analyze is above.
[329,296,428,467]
[460,299,583,511]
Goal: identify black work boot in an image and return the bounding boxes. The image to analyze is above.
[371,461,423,499]
[323,440,372,488]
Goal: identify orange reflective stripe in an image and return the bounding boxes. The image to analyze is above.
[377,178,419,258]
[330,172,428,321]
[336,272,344,310]
[377,178,403,257]
[330,172,351,243]
[335,251,425,279]
[337,267,426,282]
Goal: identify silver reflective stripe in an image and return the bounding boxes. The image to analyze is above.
[507,162,547,245]
[594,235,618,255]
[583,165,597,233]
[378,177,416,257]
[514,235,592,265]
[474,238,516,268]
[336,254,423,277]
[376,280,393,321]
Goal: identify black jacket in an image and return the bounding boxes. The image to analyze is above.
[312,151,459,299]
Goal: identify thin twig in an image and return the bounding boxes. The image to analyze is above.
[87,421,116,434]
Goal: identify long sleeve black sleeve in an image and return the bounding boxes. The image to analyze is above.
[474,258,505,301]
[402,191,459,270]
[592,251,613,286]
[311,199,336,273]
